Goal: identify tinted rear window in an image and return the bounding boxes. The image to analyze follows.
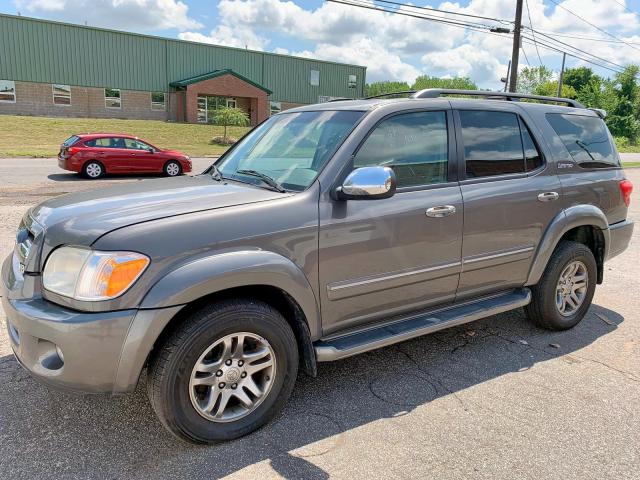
[62,135,80,147]
[546,113,619,168]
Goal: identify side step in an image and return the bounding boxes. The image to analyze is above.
[314,288,531,362]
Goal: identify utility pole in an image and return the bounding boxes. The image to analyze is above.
[502,61,511,92]
[556,52,566,97]
[508,0,524,93]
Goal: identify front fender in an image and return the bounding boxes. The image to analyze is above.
[140,250,321,338]
[526,204,610,286]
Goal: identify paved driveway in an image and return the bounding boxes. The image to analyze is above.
[0,160,638,479]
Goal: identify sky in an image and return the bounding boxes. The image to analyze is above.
[3,0,640,89]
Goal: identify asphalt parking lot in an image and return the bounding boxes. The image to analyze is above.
[1,159,639,480]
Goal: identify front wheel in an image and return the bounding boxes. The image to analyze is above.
[147,299,298,443]
[164,160,182,177]
[525,241,597,330]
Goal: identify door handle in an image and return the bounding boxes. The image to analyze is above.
[537,191,559,202]
[426,205,456,218]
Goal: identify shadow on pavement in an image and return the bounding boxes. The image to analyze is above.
[47,173,168,182]
[0,304,625,479]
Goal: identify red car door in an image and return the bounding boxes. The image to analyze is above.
[123,138,162,172]
[104,137,137,172]
[84,137,118,172]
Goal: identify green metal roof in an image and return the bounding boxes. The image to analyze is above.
[170,69,273,94]
[0,14,367,103]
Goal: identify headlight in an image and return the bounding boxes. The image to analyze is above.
[43,246,150,301]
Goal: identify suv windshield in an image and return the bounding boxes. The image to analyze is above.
[215,110,364,191]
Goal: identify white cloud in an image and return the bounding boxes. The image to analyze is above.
[15,0,202,31]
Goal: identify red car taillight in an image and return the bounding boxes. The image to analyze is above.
[620,179,633,207]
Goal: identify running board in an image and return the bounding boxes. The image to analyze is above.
[314,288,531,362]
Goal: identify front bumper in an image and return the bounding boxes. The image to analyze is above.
[2,255,183,394]
[606,219,634,260]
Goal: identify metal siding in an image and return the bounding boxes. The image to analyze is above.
[0,14,366,101]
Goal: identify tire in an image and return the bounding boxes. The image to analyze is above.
[82,160,104,179]
[147,299,298,444]
[525,240,597,331]
[164,160,182,177]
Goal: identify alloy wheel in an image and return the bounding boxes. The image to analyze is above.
[555,260,588,316]
[189,332,276,423]
[166,162,180,176]
[86,162,102,178]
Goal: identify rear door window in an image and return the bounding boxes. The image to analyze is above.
[84,137,117,148]
[459,110,525,178]
[546,113,619,168]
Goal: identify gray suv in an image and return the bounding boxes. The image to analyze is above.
[2,89,634,443]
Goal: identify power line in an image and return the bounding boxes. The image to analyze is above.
[547,0,640,52]
[610,0,640,17]
[521,35,623,73]
[524,28,626,70]
[326,0,501,31]
[527,29,640,45]
[371,0,512,24]
[327,0,625,75]
[524,0,543,65]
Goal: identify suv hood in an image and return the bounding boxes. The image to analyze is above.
[29,175,288,254]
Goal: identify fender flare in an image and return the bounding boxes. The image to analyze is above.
[525,204,610,286]
[140,250,321,338]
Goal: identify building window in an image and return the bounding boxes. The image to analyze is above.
[310,69,320,86]
[0,80,16,103]
[270,101,282,115]
[52,84,71,105]
[105,88,121,108]
[348,75,357,88]
[226,97,237,108]
[151,92,165,110]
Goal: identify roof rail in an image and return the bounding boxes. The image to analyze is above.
[410,89,585,108]
[364,90,417,99]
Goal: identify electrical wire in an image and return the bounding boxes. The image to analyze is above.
[524,0,543,65]
[547,0,640,52]
[370,0,512,24]
[326,0,625,75]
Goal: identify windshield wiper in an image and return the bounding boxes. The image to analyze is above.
[236,169,286,193]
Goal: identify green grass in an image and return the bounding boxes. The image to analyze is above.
[622,161,640,168]
[0,115,252,157]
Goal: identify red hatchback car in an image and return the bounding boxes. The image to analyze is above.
[58,134,192,179]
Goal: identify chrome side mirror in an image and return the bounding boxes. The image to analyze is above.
[337,166,397,200]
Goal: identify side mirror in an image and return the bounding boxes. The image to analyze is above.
[146,147,155,153]
[337,166,397,200]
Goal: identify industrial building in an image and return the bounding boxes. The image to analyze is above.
[0,14,366,125]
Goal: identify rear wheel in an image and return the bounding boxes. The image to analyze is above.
[147,299,298,444]
[525,241,596,330]
[164,160,182,177]
[82,161,104,179]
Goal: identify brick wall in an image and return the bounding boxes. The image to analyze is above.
[0,81,168,121]
[280,101,307,111]
[184,74,269,125]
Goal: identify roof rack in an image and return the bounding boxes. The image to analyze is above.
[410,89,585,108]
[364,91,417,99]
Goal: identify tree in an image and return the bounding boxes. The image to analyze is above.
[365,81,411,97]
[607,65,640,139]
[210,107,250,144]
[412,75,477,90]
[517,66,553,94]
[563,67,599,93]
[534,81,577,99]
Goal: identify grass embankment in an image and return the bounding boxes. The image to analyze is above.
[0,115,251,157]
